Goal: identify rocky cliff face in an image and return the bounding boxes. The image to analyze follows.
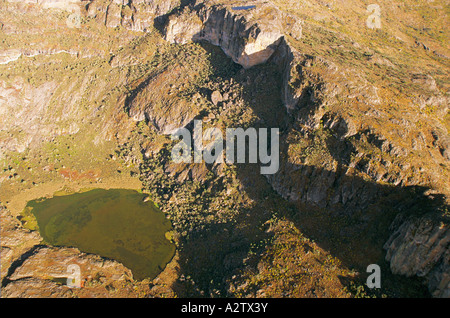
[1,242,146,297]
[1,0,448,298]
[155,0,449,297]
[384,213,449,298]
[1,206,41,281]
[162,2,291,69]
[86,0,183,31]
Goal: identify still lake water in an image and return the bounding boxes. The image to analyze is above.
[23,188,175,281]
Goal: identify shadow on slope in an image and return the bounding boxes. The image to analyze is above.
[138,41,446,298]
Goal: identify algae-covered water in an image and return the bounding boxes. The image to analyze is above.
[22,188,175,281]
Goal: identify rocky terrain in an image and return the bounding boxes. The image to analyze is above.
[0,0,448,298]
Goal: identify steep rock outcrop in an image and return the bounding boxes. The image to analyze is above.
[4,0,448,298]
[162,3,299,69]
[0,206,41,280]
[156,2,450,298]
[85,0,183,32]
[2,245,138,297]
[384,214,449,298]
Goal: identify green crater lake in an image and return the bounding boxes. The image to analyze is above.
[22,188,175,281]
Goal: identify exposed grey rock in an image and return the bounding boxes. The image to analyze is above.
[431,129,450,161]
[1,206,42,280]
[1,277,74,298]
[211,90,223,106]
[125,76,203,134]
[85,0,183,32]
[411,73,437,91]
[162,3,293,69]
[322,114,357,140]
[384,214,450,298]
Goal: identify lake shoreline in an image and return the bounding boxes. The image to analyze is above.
[3,173,143,217]
[23,187,176,282]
